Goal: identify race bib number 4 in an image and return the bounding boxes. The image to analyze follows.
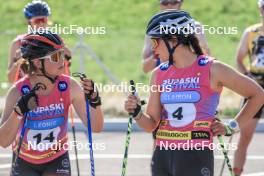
[27,127,61,152]
[164,103,196,127]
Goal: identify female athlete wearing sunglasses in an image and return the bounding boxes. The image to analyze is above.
[7,0,72,83]
[0,31,104,176]
[142,0,211,151]
[125,10,264,176]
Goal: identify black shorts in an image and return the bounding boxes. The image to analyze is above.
[11,152,71,176]
[243,84,264,119]
[151,147,214,176]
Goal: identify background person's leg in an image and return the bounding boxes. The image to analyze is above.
[233,118,259,175]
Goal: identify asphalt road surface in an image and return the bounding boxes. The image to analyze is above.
[0,132,263,176]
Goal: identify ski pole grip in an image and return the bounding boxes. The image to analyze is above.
[72,72,87,81]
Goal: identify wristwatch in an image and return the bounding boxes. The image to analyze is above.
[228,119,240,133]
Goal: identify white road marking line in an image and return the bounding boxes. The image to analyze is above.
[214,155,264,160]
[0,154,10,157]
[0,164,11,169]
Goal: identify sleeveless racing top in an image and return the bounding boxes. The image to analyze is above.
[155,55,222,149]
[12,74,71,164]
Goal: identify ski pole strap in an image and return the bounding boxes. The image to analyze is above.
[128,80,146,118]
[215,118,236,136]
[72,72,102,108]
[14,83,46,116]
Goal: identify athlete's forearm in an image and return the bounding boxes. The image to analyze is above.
[235,90,264,128]
[0,111,21,148]
[90,106,104,133]
[134,112,158,133]
[236,58,248,74]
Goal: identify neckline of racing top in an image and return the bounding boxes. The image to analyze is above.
[171,54,207,70]
[27,75,62,98]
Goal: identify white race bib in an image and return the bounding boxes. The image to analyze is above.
[164,103,196,127]
[27,127,61,152]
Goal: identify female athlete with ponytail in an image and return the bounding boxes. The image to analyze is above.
[0,31,103,176]
[125,10,264,176]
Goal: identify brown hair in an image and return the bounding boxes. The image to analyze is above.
[20,59,37,76]
[177,34,204,56]
[188,35,204,56]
